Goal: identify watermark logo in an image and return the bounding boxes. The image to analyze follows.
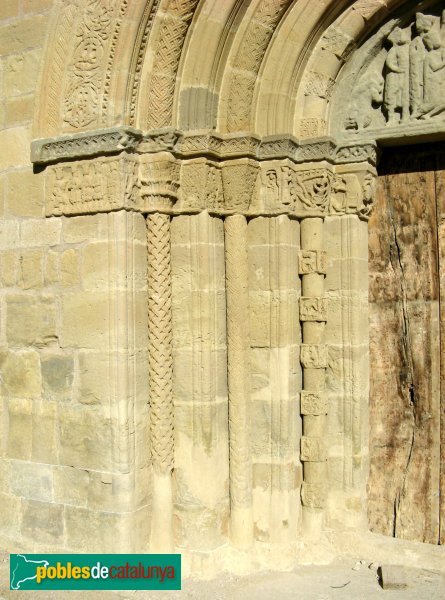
[10,554,181,591]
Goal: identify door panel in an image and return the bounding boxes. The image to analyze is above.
[368,145,442,544]
[435,156,445,545]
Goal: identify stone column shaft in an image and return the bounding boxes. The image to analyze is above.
[224,214,253,549]
[299,217,328,539]
[147,212,174,552]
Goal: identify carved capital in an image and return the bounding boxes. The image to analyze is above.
[220,159,259,212]
[139,152,180,211]
[330,168,377,217]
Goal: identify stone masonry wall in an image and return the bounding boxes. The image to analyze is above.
[0,2,151,552]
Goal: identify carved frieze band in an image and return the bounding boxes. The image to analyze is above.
[44,152,376,219]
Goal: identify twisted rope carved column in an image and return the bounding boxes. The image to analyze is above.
[299,217,328,540]
[147,212,174,552]
[224,214,253,549]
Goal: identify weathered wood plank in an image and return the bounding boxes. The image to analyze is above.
[434,152,445,545]
[368,145,441,544]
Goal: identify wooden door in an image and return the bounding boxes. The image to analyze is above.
[368,143,444,544]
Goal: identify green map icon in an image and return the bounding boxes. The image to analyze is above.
[10,554,49,590]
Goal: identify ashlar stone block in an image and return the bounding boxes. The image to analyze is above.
[0,349,41,398]
[60,292,109,349]
[32,400,58,464]
[22,499,64,545]
[6,294,57,347]
[7,168,44,218]
[6,398,33,460]
[20,217,61,247]
[60,249,80,287]
[58,406,112,471]
[0,250,18,287]
[10,460,53,502]
[41,354,74,399]
[53,466,89,508]
[20,249,43,289]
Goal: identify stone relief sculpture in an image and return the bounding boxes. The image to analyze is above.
[384,26,411,124]
[345,10,445,130]
[421,29,445,118]
[63,0,116,129]
[345,71,384,130]
[409,13,437,118]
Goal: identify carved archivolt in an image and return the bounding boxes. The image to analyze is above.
[144,0,200,129]
[226,0,292,132]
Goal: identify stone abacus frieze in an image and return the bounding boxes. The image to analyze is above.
[32,127,378,164]
[36,128,377,220]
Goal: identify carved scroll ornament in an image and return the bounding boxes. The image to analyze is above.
[63,0,116,130]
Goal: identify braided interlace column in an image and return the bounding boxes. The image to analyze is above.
[224,214,253,549]
[147,212,174,552]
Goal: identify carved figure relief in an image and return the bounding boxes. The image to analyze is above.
[330,173,372,215]
[263,169,280,209]
[301,436,326,462]
[344,10,445,130]
[300,344,328,369]
[299,297,328,322]
[384,26,411,123]
[410,13,437,117]
[292,169,332,212]
[345,71,384,130]
[422,28,445,118]
[49,158,121,214]
[47,156,140,216]
[301,482,326,509]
